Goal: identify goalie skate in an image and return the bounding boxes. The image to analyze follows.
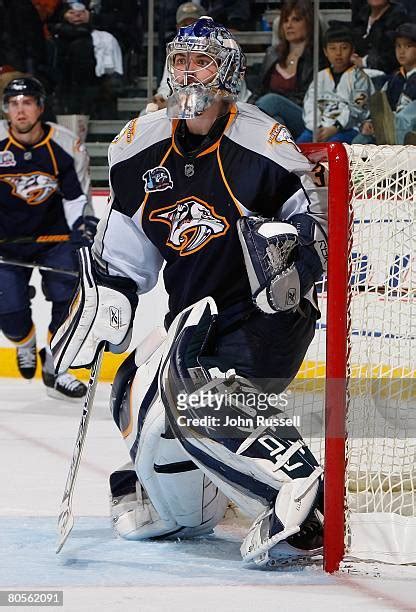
[241,472,323,568]
[243,504,323,568]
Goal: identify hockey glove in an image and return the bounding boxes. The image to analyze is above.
[71,215,100,248]
[237,216,324,314]
[51,246,138,374]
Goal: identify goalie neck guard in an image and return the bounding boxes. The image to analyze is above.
[166,16,246,119]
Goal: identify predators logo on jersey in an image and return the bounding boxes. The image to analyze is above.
[0,171,58,205]
[149,196,230,256]
[267,123,299,150]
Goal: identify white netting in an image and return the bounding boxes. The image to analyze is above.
[344,146,416,563]
[286,144,416,564]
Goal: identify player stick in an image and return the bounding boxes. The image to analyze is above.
[56,345,105,554]
[0,255,78,277]
[0,234,70,245]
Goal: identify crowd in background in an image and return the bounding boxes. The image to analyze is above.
[0,0,415,144]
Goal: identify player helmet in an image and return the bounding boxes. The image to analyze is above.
[2,77,46,112]
[166,16,246,119]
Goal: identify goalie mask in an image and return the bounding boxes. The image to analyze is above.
[166,16,246,119]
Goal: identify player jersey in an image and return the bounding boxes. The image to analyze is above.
[94,103,327,320]
[302,66,374,131]
[0,121,90,245]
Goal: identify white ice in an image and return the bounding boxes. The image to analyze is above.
[1,378,416,612]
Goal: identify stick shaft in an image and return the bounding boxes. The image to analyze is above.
[56,345,105,553]
[0,255,78,277]
[0,234,70,245]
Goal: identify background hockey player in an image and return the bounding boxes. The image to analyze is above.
[0,76,96,400]
[52,18,327,566]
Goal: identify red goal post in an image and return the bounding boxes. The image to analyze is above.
[298,143,416,573]
[300,143,349,573]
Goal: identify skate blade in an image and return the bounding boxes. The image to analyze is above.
[265,542,323,569]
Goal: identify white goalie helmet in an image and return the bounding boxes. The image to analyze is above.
[166,16,246,119]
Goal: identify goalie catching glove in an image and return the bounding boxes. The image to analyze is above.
[51,247,138,374]
[237,216,325,314]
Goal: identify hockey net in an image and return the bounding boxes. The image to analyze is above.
[290,144,416,572]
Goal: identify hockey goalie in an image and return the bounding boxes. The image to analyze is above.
[51,16,327,568]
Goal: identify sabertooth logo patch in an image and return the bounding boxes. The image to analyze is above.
[267,122,300,151]
[149,196,229,256]
[142,166,173,193]
[0,171,58,205]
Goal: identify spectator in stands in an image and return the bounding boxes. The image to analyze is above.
[351,0,408,75]
[0,0,49,82]
[200,1,252,31]
[354,22,416,144]
[251,0,323,140]
[32,1,62,29]
[297,23,374,143]
[49,1,124,117]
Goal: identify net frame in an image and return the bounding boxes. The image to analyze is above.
[298,143,416,573]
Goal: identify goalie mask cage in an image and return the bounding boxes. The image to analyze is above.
[295,143,416,573]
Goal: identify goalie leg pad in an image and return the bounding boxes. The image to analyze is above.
[132,397,228,539]
[110,330,228,540]
[158,298,324,557]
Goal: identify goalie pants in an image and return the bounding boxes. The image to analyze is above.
[208,297,318,391]
[0,243,78,342]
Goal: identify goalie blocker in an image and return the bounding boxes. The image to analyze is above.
[51,247,138,373]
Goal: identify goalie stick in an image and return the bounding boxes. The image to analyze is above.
[0,255,78,277]
[56,345,105,554]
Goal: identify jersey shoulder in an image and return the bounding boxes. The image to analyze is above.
[0,120,10,143]
[229,102,311,172]
[48,121,82,158]
[109,110,171,167]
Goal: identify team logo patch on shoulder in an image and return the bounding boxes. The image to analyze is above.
[143,166,173,193]
[0,172,58,205]
[149,196,229,256]
[268,122,300,151]
[0,150,16,167]
[112,118,138,145]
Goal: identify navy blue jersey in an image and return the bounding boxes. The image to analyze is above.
[0,121,90,248]
[386,67,416,112]
[93,104,327,320]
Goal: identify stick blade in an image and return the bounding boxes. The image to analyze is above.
[56,501,74,554]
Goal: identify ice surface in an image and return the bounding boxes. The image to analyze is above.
[1,379,416,611]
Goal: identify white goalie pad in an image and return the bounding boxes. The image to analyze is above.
[111,325,228,540]
[51,247,137,373]
[132,398,229,539]
[156,297,324,557]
